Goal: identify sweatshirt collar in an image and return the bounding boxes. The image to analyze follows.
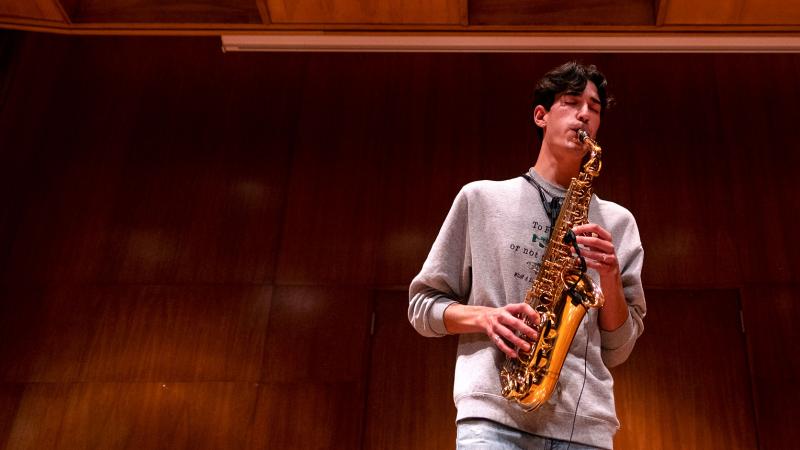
[527,167,567,198]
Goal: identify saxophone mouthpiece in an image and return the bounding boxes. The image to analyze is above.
[577,130,601,155]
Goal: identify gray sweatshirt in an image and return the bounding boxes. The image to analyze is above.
[408,170,646,449]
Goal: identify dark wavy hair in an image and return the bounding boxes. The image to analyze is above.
[532,61,613,141]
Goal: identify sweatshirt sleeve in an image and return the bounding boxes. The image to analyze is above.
[600,214,646,368]
[408,187,473,338]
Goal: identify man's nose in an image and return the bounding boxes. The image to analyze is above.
[576,105,590,123]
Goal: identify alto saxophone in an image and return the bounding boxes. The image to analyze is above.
[499,130,605,411]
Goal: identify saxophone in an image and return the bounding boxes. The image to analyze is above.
[499,130,605,411]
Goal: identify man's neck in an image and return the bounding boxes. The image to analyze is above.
[533,147,581,187]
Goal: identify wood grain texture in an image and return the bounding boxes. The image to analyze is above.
[0,285,98,382]
[274,54,388,285]
[0,285,272,382]
[665,0,800,25]
[248,382,364,449]
[370,54,485,286]
[741,0,800,24]
[741,285,800,450]
[469,0,655,25]
[709,54,800,284]
[0,35,293,284]
[364,290,458,449]
[80,285,272,382]
[612,289,757,449]
[2,0,800,31]
[4,382,364,449]
[261,285,372,383]
[0,384,24,450]
[0,0,64,22]
[4,382,260,449]
[267,0,462,24]
[662,0,743,24]
[597,55,744,287]
[2,38,800,288]
[69,0,261,24]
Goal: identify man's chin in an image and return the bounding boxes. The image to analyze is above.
[565,138,584,151]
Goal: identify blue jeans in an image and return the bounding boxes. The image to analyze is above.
[456,419,600,450]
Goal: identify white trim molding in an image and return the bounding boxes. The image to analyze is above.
[221,33,800,53]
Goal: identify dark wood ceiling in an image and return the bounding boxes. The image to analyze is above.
[1,0,799,34]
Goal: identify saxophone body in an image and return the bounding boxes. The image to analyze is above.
[499,131,605,411]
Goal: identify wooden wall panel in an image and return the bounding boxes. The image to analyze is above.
[364,290,458,449]
[612,289,757,449]
[662,0,742,24]
[68,0,261,24]
[2,156,130,283]
[249,383,364,449]
[0,384,23,449]
[4,383,261,449]
[4,383,364,450]
[469,0,655,25]
[664,0,800,25]
[2,38,798,289]
[741,0,800,24]
[274,55,390,285]
[0,285,271,382]
[596,55,744,287]
[0,285,98,382]
[257,286,371,448]
[0,36,295,284]
[80,285,271,382]
[0,58,103,279]
[267,0,462,24]
[95,142,288,284]
[710,55,800,284]
[261,286,372,383]
[0,0,64,22]
[741,285,800,450]
[372,55,485,287]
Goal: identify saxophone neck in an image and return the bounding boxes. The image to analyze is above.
[578,132,602,178]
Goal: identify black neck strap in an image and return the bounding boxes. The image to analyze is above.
[521,172,564,232]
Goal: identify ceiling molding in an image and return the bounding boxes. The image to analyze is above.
[3,0,800,36]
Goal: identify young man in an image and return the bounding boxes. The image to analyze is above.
[408,62,646,449]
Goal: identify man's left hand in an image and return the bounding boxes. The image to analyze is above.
[572,223,619,278]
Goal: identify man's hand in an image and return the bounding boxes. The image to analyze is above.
[572,223,628,331]
[572,223,619,277]
[443,303,540,358]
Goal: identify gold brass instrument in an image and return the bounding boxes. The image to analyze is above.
[499,130,605,411]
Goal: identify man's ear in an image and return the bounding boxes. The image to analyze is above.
[533,105,548,128]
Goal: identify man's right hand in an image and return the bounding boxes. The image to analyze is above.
[442,303,540,358]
